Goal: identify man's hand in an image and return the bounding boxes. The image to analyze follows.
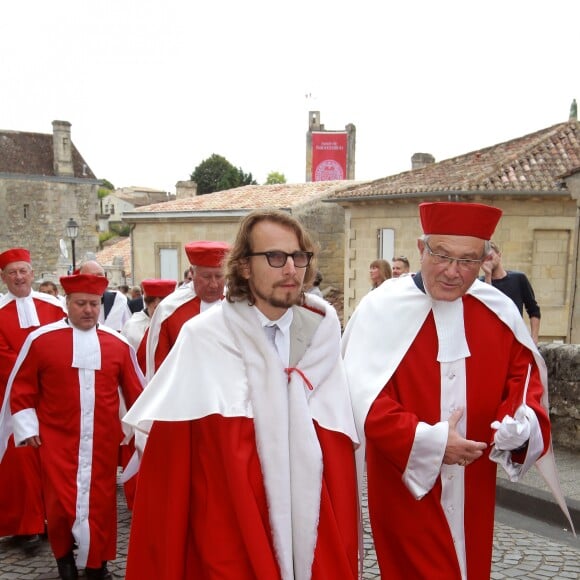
[491,406,530,451]
[480,260,493,283]
[443,408,487,467]
[24,435,41,448]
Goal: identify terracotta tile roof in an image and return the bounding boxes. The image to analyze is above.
[128,180,362,214]
[329,121,580,200]
[0,129,96,179]
[96,237,131,278]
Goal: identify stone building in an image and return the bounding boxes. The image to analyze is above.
[328,115,580,343]
[99,186,173,232]
[0,120,100,286]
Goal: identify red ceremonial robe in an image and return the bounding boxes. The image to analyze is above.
[7,320,144,568]
[128,418,358,579]
[125,296,360,580]
[0,292,64,536]
[149,294,201,373]
[342,275,559,580]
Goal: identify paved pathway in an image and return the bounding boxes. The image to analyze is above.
[2,447,579,578]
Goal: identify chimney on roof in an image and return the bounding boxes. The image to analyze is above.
[52,120,74,176]
[570,99,577,122]
[411,152,435,170]
[176,180,198,199]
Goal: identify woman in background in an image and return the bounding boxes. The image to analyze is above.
[369,259,392,290]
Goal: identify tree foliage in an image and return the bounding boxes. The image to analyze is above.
[265,171,286,184]
[190,154,257,195]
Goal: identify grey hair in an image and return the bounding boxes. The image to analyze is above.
[419,234,491,257]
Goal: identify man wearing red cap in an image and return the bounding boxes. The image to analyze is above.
[0,248,65,554]
[120,278,176,510]
[124,210,359,579]
[122,279,176,374]
[342,202,571,580]
[0,273,145,580]
[78,261,131,332]
[145,240,229,376]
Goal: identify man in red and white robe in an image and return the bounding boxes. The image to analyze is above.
[0,273,144,580]
[0,248,65,551]
[124,210,360,579]
[122,278,176,374]
[342,202,573,580]
[145,240,229,377]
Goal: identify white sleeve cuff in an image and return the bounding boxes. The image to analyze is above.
[12,408,39,446]
[402,420,448,499]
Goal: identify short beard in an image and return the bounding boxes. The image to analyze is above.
[251,284,302,310]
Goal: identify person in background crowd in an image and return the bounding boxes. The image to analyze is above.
[480,241,541,344]
[0,273,144,580]
[127,285,144,314]
[391,256,411,278]
[179,268,193,288]
[145,241,229,377]
[39,280,67,310]
[118,284,130,297]
[78,261,131,331]
[306,270,324,297]
[119,278,177,509]
[122,279,176,374]
[342,202,572,580]
[369,259,392,289]
[123,209,359,579]
[0,248,65,556]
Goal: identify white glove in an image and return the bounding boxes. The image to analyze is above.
[491,406,530,451]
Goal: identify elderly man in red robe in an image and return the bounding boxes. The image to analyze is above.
[145,240,229,377]
[0,248,65,554]
[0,273,144,580]
[342,202,573,580]
[124,210,360,579]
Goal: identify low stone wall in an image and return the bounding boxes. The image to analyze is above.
[540,343,580,452]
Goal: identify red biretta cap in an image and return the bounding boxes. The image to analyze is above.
[185,241,230,268]
[60,274,109,296]
[419,202,502,240]
[141,279,176,298]
[0,248,31,270]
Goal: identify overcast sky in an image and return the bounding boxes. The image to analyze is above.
[1,1,579,192]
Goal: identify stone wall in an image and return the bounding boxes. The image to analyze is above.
[294,200,345,293]
[0,176,99,290]
[540,343,580,451]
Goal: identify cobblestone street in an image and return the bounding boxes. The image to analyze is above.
[2,479,579,579]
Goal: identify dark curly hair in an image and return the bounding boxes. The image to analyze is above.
[225,209,318,304]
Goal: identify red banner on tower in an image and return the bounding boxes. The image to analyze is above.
[311,132,347,181]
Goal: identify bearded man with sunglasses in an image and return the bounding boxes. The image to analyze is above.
[124,209,360,579]
[343,202,571,580]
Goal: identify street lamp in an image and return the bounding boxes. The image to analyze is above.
[65,218,79,272]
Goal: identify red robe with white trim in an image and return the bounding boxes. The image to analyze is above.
[151,295,200,371]
[343,276,553,580]
[8,321,144,567]
[125,297,359,580]
[128,417,358,579]
[0,294,64,536]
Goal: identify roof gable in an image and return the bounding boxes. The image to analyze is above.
[0,129,96,179]
[330,121,580,200]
